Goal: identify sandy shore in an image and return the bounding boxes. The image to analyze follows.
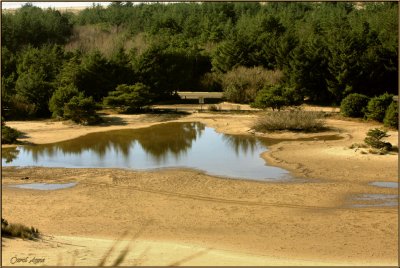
[2,108,398,266]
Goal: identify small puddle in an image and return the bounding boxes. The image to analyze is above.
[351,202,398,208]
[7,182,77,191]
[350,193,398,208]
[353,194,398,200]
[369,181,398,189]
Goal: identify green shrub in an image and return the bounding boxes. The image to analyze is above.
[365,93,394,122]
[383,101,398,129]
[1,125,21,144]
[64,94,100,125]
[252,84,303,110]
[340,93,369,117]
[364,128,392,151]
[103,83,152,113]
[253,110,326,132]
[49,84,80,118]
[1,218,40,240]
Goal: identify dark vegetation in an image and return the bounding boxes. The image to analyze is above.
[1,125,21,144]
[340,93,370,118]
[63,94,101,125]
[383,102,398,129]
[1,118,21,144]
[1,218,40,240]
[103,83,152,113]
[252,84,302,110]
[339,92,398,129]
[365,93,394,122]
[1,2,398,124]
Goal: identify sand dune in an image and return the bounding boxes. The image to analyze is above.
[2,107,398,266]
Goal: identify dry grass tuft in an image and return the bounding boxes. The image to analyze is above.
[253,109,327,132]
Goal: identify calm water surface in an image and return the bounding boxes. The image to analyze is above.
[7,182,77,190]
[2,122,301,181]
[351,193,398,208]
[369,181,398,189]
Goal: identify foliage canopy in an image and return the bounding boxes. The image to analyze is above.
[1,2,398,122]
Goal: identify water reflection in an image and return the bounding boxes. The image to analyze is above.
[2,122,291,181]
[7,182,77,191]
[25,122,205,163]
[2,147,20,163]
[222,135,259,155]
[137,123,205,162]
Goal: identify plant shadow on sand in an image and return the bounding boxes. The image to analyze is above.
[99,116,129,126]
[141,110,191,122]
[98,110,190,127]
[48,220,212,266]
[96,220,212,266]
[1,218,40,241]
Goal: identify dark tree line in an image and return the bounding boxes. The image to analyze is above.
[1,2,398,121]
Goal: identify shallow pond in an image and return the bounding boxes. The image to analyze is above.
[1,122,342,181]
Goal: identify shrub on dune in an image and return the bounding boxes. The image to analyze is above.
[253,109,326,132]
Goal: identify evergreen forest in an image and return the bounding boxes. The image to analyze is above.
[1,2,398,122]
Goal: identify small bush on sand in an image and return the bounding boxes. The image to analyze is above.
[383,101,398,129]
[364,128,392,152]
[253,109,326,132]
[1,218,40,240]
[340,93,369,118]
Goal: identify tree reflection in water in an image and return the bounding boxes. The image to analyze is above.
[221,134,259,156]
[2,122,299,181]
[137,122,205,162]
[8,122,205,163]
[2,147,20,163]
